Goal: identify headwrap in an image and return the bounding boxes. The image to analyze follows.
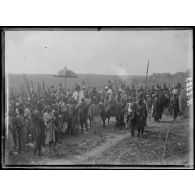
[108,89,112,95]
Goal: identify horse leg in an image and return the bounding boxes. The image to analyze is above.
[108,117,110,125]
[80,120,84,133]
[130,124,135,137]
[137,126,141,137]
[141,126,144,136]
[89,115,91,127]
[103,118,105,128]
[85,118,88,132]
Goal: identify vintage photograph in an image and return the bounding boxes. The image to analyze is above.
[2,28,194,168]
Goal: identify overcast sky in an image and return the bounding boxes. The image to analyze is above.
[5,29,193,76]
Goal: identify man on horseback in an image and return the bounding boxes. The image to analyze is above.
[105,87,115,113]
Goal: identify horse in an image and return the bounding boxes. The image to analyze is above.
[115,96,127,130]
[77,98,91,133]
[89,103,102,134]
[99,100,117,128]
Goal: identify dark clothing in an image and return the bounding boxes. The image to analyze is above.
[170,96,180,120]
[32,109,44,155]
[137,102,147,135]
[78,102,88,132]
[15,114,25,152]
[67,104,78,135]
[116,101,125,129]
[53,110,62,143]
[152,97,161,121]
[127,102,138,136]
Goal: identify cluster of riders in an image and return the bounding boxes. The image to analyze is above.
[5,81,181,156]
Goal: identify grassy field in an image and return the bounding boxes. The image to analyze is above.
[5,70,189,94]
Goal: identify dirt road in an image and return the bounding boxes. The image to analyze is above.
[6,115,193,167]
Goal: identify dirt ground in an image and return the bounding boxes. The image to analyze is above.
[4,115,193,168]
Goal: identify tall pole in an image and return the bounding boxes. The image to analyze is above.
[87,78,89,89]
[64,67,67,93]
[145,59,149,88]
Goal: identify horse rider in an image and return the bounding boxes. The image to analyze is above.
[106,87,114,113]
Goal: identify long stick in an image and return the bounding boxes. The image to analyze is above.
[22,74,30,95]
[43,81,46,97]
[39,83,44,97]
[145,59,149,87]
[37,82,40,99]
[64,67,67,93]
[87,78,89,88]
[30,81,35,93]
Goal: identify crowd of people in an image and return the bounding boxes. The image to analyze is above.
[5,80,182,157]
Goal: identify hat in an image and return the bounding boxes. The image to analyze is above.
[108,89,112,94]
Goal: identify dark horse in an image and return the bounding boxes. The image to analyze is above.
[99,100,116,128]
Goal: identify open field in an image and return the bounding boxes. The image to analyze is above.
[5,70,189,93]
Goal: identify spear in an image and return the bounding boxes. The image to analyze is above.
[22,74,31,95]
[10,87,14,98]
[43,81,46,97]
[30,81,35,93]
[37,82,40,99]
[87,78,89,88]
[38,82,44,98]
[145,59,149,88]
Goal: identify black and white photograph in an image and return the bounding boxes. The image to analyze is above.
[2,27,194,169]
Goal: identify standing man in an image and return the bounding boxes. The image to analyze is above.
[170,93,180,121]
[152,92,161,122]
[137,97,147,137]
[15,107,25,153]
[44,105,55,146]
[24,103,31,145]
[5,110,15,155]
[78,98,88,133]
[32,102,44,155]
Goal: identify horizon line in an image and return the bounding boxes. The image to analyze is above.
[5,70,189,77]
